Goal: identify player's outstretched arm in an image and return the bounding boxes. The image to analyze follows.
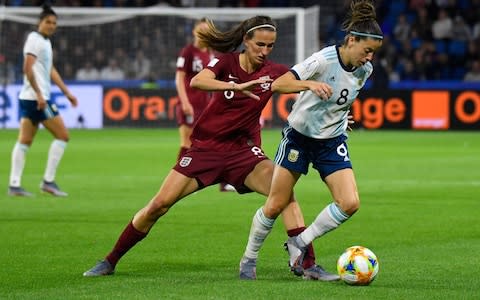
[191,69,271,101]
[272,71,332,100]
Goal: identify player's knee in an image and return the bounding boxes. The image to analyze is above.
[145,200,170,219]
[338,194,360,216]
[263,200,285,219]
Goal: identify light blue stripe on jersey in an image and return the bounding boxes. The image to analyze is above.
[327,203,349,224]
[324,53,337,60]
[323,47,337,60]
[274,126,293,165]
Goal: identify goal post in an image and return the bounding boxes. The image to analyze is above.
[0,6,319,82]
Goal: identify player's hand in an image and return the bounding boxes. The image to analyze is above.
[234,78,273,101]
[347,115,354,131]
[180,100,194,124]
[310,82,332,100]
[181,101,194,116]
[36,94,47,110]
[66,92,78,107]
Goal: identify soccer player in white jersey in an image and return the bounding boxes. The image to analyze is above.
[8,5,78,197]
[239,0,384,279]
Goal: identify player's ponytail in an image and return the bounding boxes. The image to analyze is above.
[197,16,276,53]
[342,0,383,42]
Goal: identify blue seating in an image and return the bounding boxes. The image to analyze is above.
[434,40,446,53]
[411,38,422,49]
[389,2,406,14]
[452,67,466,79]
[448,40,467,56]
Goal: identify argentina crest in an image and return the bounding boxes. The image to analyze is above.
[287,149,299,162]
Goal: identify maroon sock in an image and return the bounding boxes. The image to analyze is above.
[177,147,189,161]
[287,227,316,269]
[105,221,147,267]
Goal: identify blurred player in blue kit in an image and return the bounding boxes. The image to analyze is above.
[239,0,384,279]
[8,4,78,197]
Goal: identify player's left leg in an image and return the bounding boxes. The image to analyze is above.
[84,170,200,277]
[41,115,70,196]
[295,168,359,250]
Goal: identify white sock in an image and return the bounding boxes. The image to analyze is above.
[298,203,350,247]
[243,207,276,259]
[9,142,29,187]
[43,139,67,182]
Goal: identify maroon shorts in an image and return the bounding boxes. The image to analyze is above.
[173,145,269,194]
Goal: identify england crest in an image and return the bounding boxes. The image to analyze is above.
[179,157,192,167]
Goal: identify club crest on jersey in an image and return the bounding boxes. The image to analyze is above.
[260,75,271,92]
[179,156,192,167]
[288,149,299,162]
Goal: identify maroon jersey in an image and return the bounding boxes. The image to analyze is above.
[176,44,212,111]
[190,52,289,151]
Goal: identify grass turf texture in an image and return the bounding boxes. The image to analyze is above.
[0,128,479,299]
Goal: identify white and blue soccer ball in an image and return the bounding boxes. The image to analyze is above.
[337,245,379,285]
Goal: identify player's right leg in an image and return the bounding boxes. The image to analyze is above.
[83,170,199,277]
[8,117,38,197]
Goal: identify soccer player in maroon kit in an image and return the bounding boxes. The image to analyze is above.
[175,18,235,192]
[175,18,212,160]
[84,16,336,281]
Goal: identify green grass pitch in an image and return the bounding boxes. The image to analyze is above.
[1,128,479,299]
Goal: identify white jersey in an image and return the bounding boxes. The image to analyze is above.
[19,31,53,101]
[288,45,373,139]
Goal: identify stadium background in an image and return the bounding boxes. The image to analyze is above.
[0,2,479,299]
[1,1,479,131]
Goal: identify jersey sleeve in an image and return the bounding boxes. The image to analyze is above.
[23,33,42,57]
[176,46,191,72]
[205,53,229,79]
[290,52,326,80]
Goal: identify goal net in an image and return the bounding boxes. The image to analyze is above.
[0,6,319,83]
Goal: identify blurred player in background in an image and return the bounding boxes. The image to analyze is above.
[239,0,383,279]
[84,15,337,281]
[175,18,212,159]
[175,18,235,192]
[8,4,78,197]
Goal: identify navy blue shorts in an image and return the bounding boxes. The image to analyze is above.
[274,125,352,180]
[19,99,59,123]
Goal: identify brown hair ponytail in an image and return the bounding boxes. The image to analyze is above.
[197,16,276,53]
[342,0,383,42]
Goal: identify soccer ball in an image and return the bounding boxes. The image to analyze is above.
[337,246,379,285]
